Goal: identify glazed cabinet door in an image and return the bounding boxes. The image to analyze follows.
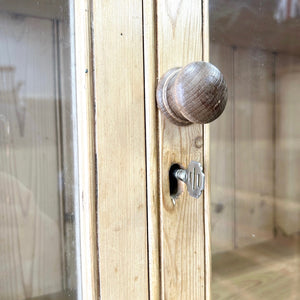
[147,1,211,300]
[92,0,212,299]
[0,0,97,299]
[0,0,215,299]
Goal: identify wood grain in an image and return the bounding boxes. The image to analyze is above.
[93,1,148,299]
[142,0,161,299]
[156,0,206,298]
[57,19,76,291]
[275,54,300,235]
[73,0,99,299]
[203,2,211,297]
[210,43,235,254]
[157,62,228,125]
[212,236,300,300]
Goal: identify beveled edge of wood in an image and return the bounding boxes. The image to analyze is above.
[74,0,99,299]
[203,0,212,299]
[143,0,162,298]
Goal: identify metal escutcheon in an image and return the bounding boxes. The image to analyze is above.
[174,161,205,199]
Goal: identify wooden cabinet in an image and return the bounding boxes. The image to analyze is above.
[93,0,300,299]
[93,1,210,299]
[1,0,299,299]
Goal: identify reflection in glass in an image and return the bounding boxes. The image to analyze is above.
[0,1,79,299]
[210,0,300,299]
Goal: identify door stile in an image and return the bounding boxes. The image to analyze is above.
[92,0,149,299]
[153,0,210,299]
[73,0,99,299]
[203,1,212,299]
[142,0,161,299]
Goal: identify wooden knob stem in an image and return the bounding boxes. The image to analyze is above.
[156,61,228,125]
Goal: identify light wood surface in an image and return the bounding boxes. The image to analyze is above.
[234,48,275,248]
[212,235,300,300]
[204,122,212,300]
[74,0,99,299]
[210,43,235,253]
[156,0,207,298]
[275,54,300,235]
[203,1,211,298]
[93,1,148,299]
[143,0,161,299]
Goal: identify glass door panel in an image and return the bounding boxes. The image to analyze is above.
[210,1,300,299]
[0,1,79,299]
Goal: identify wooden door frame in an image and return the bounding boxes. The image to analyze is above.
[0,1,211,297]
[0,1,99,299]
[144,0,210,299]
[73,0,99,299]
[75,0,211,299]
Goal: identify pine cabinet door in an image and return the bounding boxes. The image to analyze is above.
[93,1,211,299]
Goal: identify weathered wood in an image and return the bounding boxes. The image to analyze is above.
[203,1,212,297]
[156,0,207,298]
[204,122,212,300]
[142,0,161,299]
[212,236,300,300]
[57,19,76,291]
[210,43,235,254]
[234,47,275,248]
[93,1,148,299]
[275,54,300,235]
[74,0,99,299]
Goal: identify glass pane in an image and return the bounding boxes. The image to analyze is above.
[0,1,80,299]
[210,1,300,299]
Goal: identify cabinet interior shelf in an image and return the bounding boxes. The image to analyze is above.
[212,235,300,300]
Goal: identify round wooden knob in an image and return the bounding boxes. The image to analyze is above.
[156,61,228,126]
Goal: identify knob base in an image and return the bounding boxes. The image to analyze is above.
[156,68,192,126]
[156,62,228,126]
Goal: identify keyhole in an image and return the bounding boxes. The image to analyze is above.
[169,163,184,200]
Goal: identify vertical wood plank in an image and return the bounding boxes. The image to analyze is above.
[93,1,148,299]
[73,0,99,298]
[203,1,211,298]
[58,19,76,290]
[275,54,300,235]
[210,43,235,254]
[234,48,275,248]
[143,0,161,299]
[204,124,211,300]
[156,1,207,298]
